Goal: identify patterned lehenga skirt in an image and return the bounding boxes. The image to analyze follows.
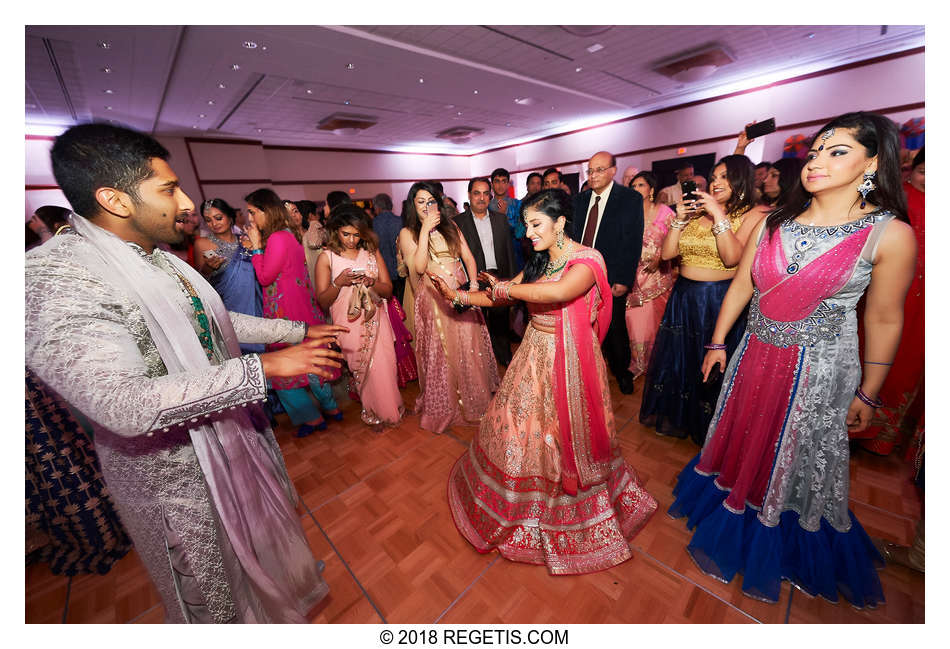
[448,324,657,574]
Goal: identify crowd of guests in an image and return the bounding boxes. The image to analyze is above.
[25,110,924,621]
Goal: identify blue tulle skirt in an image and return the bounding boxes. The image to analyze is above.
[669,455,886,608]
[639,277,746,445]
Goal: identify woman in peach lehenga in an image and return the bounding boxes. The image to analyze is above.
[315,204,404,427]
[397,181,500,434]
[625,171,676,378]
[432,189,656,574]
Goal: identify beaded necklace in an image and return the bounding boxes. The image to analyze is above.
[543,254,569,277]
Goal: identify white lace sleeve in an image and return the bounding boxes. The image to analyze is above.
[25,246,268,437]
[228,312,306,345]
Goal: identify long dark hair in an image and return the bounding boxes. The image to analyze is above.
[764,158,805,208]
[629,171,659,201]
[711,154,758,216]
[325,203,379,254]
[403,181,462,258]
[244,188,299,244]
[767,111,908,233]
[520,189,573,284]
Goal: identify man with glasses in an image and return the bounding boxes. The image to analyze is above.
[572,151,643,394]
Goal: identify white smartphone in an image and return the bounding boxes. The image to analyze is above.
[350,267,366,275]
[202,249,223,259]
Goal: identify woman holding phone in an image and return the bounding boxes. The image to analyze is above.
[396,181,499,434]
[639,155,768,445]
[315,204,404,428]
[195,198,264,354]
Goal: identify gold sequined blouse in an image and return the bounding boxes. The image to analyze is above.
[677,209,748,271]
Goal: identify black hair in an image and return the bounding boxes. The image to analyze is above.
[765,158,805,208]
[296,199,318,229]
[912,146,924,169]
[468,176,491,192]
[675,161,695,172]
[542,167,562,183]
[326,202,379,254]
[766,111,908,233]
[33,205,72,231]
[50,122,170,219]
[201,197,238,227]
[425,180,445,195]
[519,189,574,284]
[710,154,758,216]
[526,172,542,186]
[629,171,660,201]
[404,181,463,257]
[490,168,510,181]
[755,161,772,171]
[326,190,351,211]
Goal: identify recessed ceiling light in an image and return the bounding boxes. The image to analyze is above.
[199,113,206,118]
[418,77,424,83]
[207,100,215,105]
[551,106,556,110]
[806,33,815,39]
[306,89,313,94]
[98,41,111,49]
[586,43,604,53]
[261,45,268,51]
[101,66,113,74]
[231,64,240,70]
[256,128,263,133]
[105,106,113,110]
[243,41,258,49]
[445,104,455,109]
[345,63,355,70]
[505,122,511,127]
[473,90,478,94]
[457,111,462,116]
[103,89,114,94]
[344,100,350,105]
[26,103,36,109]
[575,66,583,72]
[192,125,199,129]
[218,82,226,89]
[514,97,538,106]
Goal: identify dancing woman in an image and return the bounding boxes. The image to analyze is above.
[639,155,768,444]
[669,112,917,607]
[314,204,404,427]
[433,189,657,574]
[396,181,499,434]
[245,188,343,436]
[194,198,264,354]
[625,171,676,379]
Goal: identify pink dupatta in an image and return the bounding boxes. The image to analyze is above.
[553,253,613,495]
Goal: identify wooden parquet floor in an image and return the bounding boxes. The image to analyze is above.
[25,373,924,624]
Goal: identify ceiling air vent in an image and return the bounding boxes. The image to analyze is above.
[317,112,378,135]
[436,126,484,144]
[652,45,735,83]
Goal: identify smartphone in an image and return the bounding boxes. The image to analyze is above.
[745,118,777,140]
[681,180,698,202]
[202,249,222,259]
[350,267,365,275]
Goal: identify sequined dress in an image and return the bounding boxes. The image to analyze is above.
[669,211,895,608]
[448,247,657,574]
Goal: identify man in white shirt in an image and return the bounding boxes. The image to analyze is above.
[454,177,517,366]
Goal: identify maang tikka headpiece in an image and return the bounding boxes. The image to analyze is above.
[817,128,835,152]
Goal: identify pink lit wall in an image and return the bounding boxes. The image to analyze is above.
[26,50,923,221]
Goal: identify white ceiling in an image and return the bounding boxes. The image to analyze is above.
[25,25,924,154]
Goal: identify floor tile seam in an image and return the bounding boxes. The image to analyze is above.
[847,497,918,523]
[631,546,763,624]
[125,603,162,624]
[61,575,71,624]
[432,555,500,624]
[309,433,433,511]
[303,505,388,624]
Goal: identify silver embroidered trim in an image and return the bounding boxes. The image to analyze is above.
[746,293,846,348]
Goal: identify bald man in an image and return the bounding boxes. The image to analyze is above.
[572,151,644,394]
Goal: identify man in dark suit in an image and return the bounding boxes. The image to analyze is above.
[572,151,644,394]
[455,177,517,366]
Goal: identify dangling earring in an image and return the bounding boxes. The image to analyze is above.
[556,228,565,249]
[857,171,876,209]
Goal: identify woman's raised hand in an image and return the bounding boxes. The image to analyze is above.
[477,271,499,289]
[244,223,263,249]
[691,190,727,222]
